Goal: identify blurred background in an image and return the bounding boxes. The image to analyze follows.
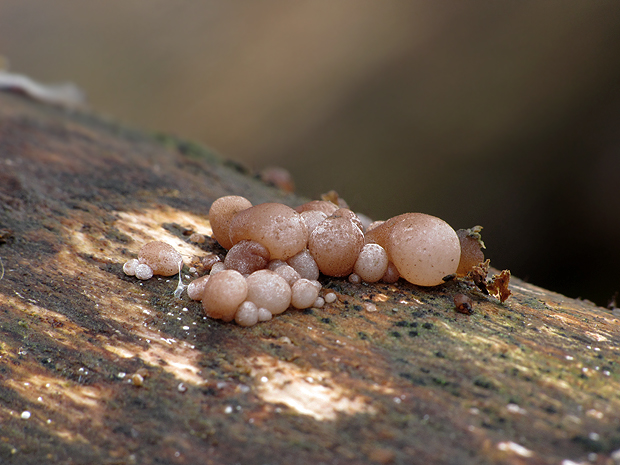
[1,1,619,306]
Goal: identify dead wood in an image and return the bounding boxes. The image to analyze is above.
[1,92,619,465]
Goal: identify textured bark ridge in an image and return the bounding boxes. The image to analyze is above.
[1,92,619,465]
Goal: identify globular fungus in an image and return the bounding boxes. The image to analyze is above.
[187,275,210,301]
[353,243,389,283]
[202,270,248,322]
[286,249,320,281]
[308,213,364,277]
[229,203,308,260]
[245,269,292,315]
[134,263,154,281]
[291,278,321,309]
[123,241,183,280]
[138,241,184,276]
[209,195,253,250]
[123,190,510,326]
[223,240,270,275]
[366,213,461,286]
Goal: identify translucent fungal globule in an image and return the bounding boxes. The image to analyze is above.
[202,270,248,322]
[124,190,505,327]
[353,243,389,283]
[187,275,210,300]
[308,214,364,277]
[123,259,140,276]
[290,278,321,309]
[385,214,460,287]
[235,301,259,327]
[224,240,270,275]
[209,195,253,250]
[229,203,308,260]
[138,241,184,276]
[366,213,460,286]
[245,269,292,315]
[286,249,319,281]
[134,263,154,280]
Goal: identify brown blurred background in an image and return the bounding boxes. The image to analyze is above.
[1,1,619,306]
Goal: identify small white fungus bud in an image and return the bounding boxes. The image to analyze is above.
[291,278,321,309]
[348,273,362,284]
[353,243,389,283]
[257,307,272,322]
[274,265,301,286]
[313,296,325,308]
[132,373,144,387]
[324,292,337,304]
[135,264,154,280]
[123,259,140,276]
[235,301,259,327]
[286,249,320,281]
[188,232,205,243]
[210,262,226,275]
[363,302,377,312]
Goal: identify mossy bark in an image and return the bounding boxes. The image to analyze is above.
[0,92,619,465]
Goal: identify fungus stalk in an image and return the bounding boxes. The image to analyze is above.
[173,262,188,299]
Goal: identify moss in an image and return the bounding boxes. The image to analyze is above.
[153,132,221,164]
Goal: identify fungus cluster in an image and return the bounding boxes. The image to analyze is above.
[123,192,500,326]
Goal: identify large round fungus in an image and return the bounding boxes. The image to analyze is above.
[138,241,183,276]
[202,270,248,322]
[385,213,461,286]
[308,213,364,277]
[229,203,308,260]
[245,269,292,315]
[209,195,253,250]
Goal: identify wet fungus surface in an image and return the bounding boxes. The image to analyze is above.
[123,193,509,329]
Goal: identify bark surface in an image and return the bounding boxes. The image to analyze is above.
[0,92,619,465]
